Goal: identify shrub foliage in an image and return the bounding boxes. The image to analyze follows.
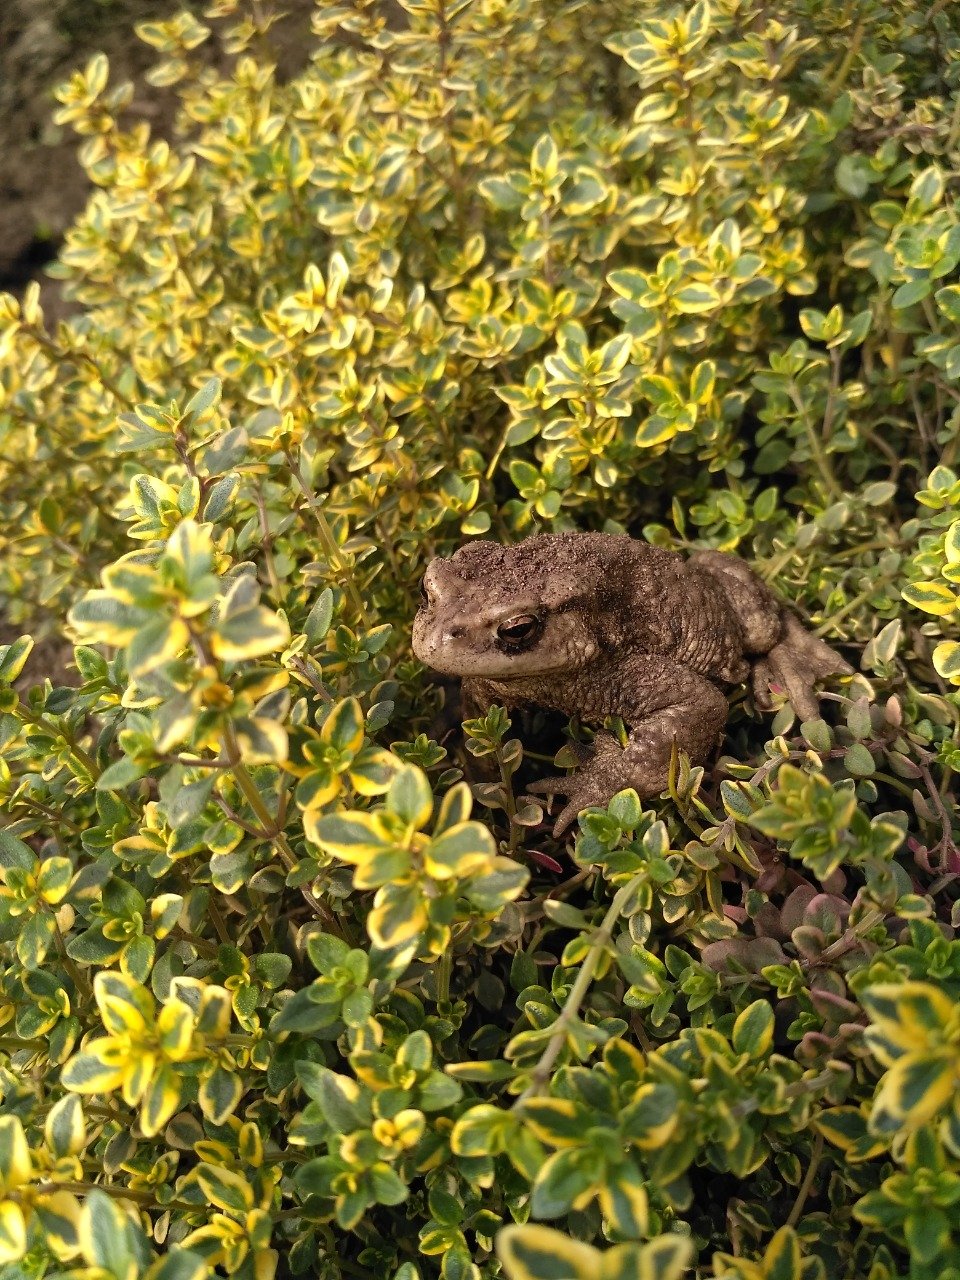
[1,1,960,1278]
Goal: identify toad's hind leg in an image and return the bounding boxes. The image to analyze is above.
[688,549,853,720]
[686,549,781,654]
[528,663,729,836]
[751,613,854,722]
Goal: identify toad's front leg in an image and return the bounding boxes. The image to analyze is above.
[528,662,729,837]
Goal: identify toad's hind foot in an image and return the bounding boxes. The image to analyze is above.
[751,612,853,721]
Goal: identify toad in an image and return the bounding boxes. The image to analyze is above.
[412,533,853,835]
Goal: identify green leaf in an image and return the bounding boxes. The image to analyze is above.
[0,635,33,684]
[843,743,875,777]
[45,1095,86,1159]
[198,1065,243,1124]
[836,155,872,198]
[80,1190,141,1280]
[304,588,335,644]
[183,376,221,421]
[386,764,433,827]
[203,473,239,522]
[143,1246,210,1280]
[96,757,149,791]
[892,278,931,310]
[0,830,35,872]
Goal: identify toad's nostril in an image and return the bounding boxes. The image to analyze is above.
[444,627,465,641]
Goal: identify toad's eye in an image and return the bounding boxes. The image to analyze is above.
[496,615,542,648]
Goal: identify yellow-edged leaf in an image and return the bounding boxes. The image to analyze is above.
[121,1050,158,1105]
[0,1117,32,1191]
[195,1162,256,1215]
[368,884,429,950]
[94,971,153,1035]
[309,811,396,860]
[320,697,364,755]
[0,1201,26,1265]
[901,581,958,616]
[871,1052,956,1127]
[497,1223,601,1280]
[933,640,960,683]
[139,1064,182,1137]
[157,999,196,1060]
[61,1043,126,1094]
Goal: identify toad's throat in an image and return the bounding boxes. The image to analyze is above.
[485,663,631,724]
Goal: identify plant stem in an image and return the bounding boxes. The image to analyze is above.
[730,1068,837,1119]
[254,480,281,600]
[789,389,843,501]
[514,871,645,1104]
[282,448,369,626]
[787,1132,824,1226]
[17,707,100,780]
[32,1179,201,1216]
[827,17,864,95]
[915,754,958,867]
[813,576,893,638]
[436,943,452,1005]
[220,720,343,937]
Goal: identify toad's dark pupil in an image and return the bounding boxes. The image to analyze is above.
[497,616,539,643]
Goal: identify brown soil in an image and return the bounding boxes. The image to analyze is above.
[0,0,315,304]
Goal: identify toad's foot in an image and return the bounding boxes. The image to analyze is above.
[751,612,854,721]
[527,734,646,837]
[528,672,729,837]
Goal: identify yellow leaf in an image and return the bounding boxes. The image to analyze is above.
[94,971,153,1035]
[139,1064,183,1137]
[933,640,960,684]
[122,1049,158,1105]
[0,1201,26,1265]
[0,1117,32,1192]
[157,999,197,1061]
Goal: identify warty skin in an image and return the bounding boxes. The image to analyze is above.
[413,533,852,835]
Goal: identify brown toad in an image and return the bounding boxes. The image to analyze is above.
[412,533,853,835]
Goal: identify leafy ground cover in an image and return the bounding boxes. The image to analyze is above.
[0,2,959,1278]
